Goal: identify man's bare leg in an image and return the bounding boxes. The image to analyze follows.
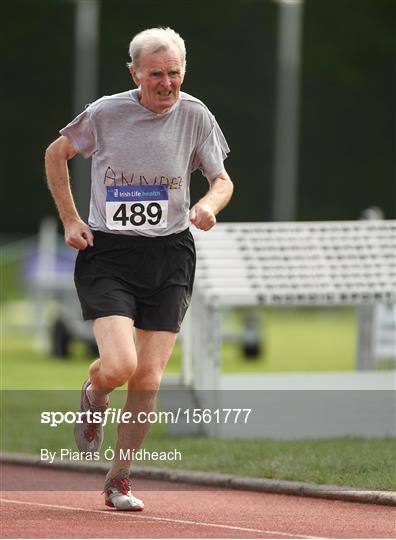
[105,329,178,481]
[87,315,137,406]
[74,315,137,454]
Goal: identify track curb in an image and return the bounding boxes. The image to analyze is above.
[1,451,395,507]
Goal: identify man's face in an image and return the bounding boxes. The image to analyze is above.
[130,46,184,114]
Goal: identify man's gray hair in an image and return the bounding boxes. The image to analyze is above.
[128,27,186,72]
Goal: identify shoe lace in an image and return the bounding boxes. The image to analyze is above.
[83,421,98,442]
[106,476,131,495]
[81,394,107,442]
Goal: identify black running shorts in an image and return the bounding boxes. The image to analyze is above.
[74,228,196,332]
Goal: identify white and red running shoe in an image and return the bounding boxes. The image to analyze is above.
[104,472,144,511]
[74,379,108,453]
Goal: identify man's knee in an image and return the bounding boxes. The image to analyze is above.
[101,354,136,388]
[130,368,163,391]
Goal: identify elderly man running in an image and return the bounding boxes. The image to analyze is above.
[45,27,233,510]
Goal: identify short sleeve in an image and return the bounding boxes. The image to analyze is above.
[193,114,230,180]
[59,108,97,158]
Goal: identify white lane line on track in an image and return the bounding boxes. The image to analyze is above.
[1,498,328,539]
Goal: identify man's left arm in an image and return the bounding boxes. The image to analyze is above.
[189,169,234,231]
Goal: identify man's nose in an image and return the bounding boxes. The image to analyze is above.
[160,74,171,88]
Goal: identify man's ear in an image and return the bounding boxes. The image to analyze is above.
[129,66,140,87]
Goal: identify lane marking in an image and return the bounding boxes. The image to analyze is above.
[0,498,327,539]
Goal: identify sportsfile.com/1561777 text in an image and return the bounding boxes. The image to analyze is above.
[40,408,252,427]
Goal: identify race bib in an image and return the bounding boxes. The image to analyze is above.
[106,185,168,230]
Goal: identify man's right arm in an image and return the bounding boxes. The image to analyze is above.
[45,136,93,249]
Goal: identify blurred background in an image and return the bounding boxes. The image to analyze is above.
[2,0,395,231]
[1,0,395,384]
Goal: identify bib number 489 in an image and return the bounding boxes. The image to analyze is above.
[105,185,168,230]
[113,202,162,227]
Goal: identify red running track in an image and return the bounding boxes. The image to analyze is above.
[1,464,395,538]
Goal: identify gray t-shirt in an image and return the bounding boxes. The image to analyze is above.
[60,89,230,237]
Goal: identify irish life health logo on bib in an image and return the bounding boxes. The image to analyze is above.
[105,185,168,230]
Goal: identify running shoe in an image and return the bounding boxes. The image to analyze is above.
[74,379,108,453]
[104,472,144,511]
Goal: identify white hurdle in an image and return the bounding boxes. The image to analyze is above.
[181,220,396,390]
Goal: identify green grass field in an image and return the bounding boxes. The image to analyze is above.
[2,390,395,491]
[1,306,356,390]
[1,301,395,491]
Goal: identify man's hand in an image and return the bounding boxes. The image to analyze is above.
[189,169,233,231]
[65,220,94,250]
[189,201,216,231]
